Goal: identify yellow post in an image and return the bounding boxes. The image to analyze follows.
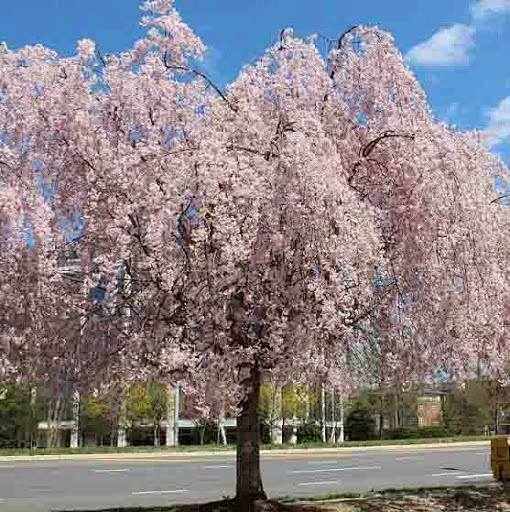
[491,436,510,481]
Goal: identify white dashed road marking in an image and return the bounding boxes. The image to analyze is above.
[298,480,342,486]
[92,469,129,473]
[202,465,234,469]
[289,465,381,474]
[457,474,493,480]
[307,460,343,465]
[429,472,467,477]
[132,489,188,495]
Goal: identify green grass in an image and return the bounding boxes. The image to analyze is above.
[278,490,382,504]
[0,435,493,457]
[268,435,492,449]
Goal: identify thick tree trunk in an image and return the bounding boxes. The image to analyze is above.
[236,370,266,508]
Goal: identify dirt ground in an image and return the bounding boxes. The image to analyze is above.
[317,485,510,512]
[55,485,510,512]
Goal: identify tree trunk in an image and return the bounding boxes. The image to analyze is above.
[29,386,37,449]
[55,396,65,447]
[220,421,228,446]
[394,393,399,429]
[339,394,345,443]
[46,398,53,448]
[321,384,326,443]
[70,391,80,448]
[110,426,116,447]
[236,369,266,508]
[329,388,336,443]
[46,395,63,448]
[154,422,160,447]
[495,394,500,435]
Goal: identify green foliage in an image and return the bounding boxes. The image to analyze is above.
[126,382,151,422]
[296,423,322,443]
[125,381,168,424]
[0,382,43,448]
[79,395,116,446]
[189,422,220,445]
[146,381,168,422]
[259,381,301,424]
[388,425,454,439]
[259,381,279,423]
[345,401,377,440]
[441,381,496,435]
[281,382,295,420]
[81,396,109,420]
[261,423,270,444]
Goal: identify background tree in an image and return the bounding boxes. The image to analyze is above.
[0,382,44,448]
[345,398,377,441]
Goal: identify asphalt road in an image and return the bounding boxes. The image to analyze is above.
[0,445,493,511]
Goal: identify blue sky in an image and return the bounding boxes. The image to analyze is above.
[1,0,510,162]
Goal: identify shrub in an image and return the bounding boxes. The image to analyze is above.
[389,425,455,439]
[296,423,322,443]
[345,404,377,441]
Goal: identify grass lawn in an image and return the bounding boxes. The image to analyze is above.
[0,435,493,457]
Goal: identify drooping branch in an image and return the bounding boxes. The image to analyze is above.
[361,131,415,158]
[163,52,238,113]
[323,25,359,106]
[336,25,360,51]
[491,193,510,204]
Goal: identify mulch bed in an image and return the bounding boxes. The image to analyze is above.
[342,484,510,511]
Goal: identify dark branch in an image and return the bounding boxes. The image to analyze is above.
[337,25,360,50]
[361,131,415,158]
[491,193,510,204]
[163,53,238,113]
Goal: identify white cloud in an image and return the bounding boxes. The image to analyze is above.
[471,0,510,20]
[405,24,476,67]
[484,96,510,147]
